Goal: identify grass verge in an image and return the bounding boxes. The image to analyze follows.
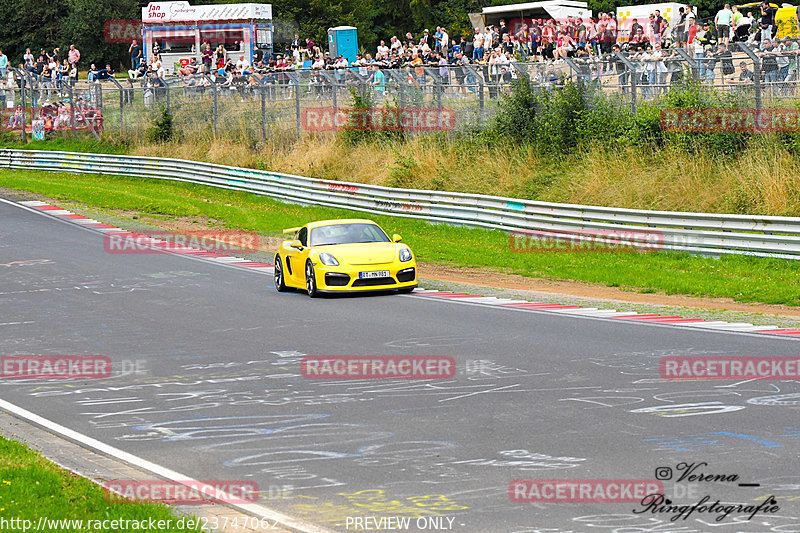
[2,168,799,306]
[0,436,200,532]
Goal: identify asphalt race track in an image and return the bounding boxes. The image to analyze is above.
[3,197,800,533]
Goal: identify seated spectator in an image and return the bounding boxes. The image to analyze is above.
[7,105,24,129]
[235,54,250,75]
[97,64,115,81]
[178,58,199,76]
[129,61,146,79]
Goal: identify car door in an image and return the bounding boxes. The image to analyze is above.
[285,226,310,285]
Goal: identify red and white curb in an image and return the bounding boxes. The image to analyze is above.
[18,201,273,270]
[18,200,800,338]
[410,289,800,338]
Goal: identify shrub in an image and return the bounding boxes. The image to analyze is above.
[146,106,177,143]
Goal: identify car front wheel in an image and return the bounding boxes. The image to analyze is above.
[274,255,288,292]
[305,261,318,298]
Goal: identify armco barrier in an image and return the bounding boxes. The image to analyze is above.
[2,149,800,259]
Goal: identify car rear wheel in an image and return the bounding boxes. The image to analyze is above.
[305,261,318,298]
[274,255,288,292]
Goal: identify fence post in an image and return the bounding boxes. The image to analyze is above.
[464,65,484,125]
[62,82,78,140]
[289,71,301,138]
[107,77,125,135]
[615,52,638,115]
[10,68,27,143]
[205,75,218,136]
[673,47,699,83]
[261,85,267,140]
[737,43,762,111]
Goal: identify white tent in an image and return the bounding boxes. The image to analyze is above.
[472,1,591,30]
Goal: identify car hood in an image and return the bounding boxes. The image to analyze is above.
[318,243,403,265]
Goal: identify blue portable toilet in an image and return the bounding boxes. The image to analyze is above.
[328,26,358,63]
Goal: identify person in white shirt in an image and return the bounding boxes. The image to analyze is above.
[235,55,250,74]
[377,40,389,56]
[440,29,449,53]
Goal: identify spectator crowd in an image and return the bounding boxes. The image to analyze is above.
[3,0,800,115]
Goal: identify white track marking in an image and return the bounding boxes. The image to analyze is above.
[0,398,333,533]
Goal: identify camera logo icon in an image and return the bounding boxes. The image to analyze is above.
[655,467,673,480]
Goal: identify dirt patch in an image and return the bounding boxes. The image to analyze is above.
[418,263,800,318]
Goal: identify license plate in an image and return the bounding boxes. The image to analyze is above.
[359,270,390,279]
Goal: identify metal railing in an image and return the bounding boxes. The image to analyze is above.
[2,149,800,260]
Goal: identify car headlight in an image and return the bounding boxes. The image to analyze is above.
[399,247,413,262]
[319,252,339,266]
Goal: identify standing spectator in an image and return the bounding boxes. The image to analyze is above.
[715,4,733,45]
[202,43,213,73]
[69,62,78,87]
[23,48,34,68]
[498,20,509,43]
[653,10,665,42]
[760,39,779,85]
[674,8,687,48]
[58,59,69,93]
[0,50,7,79]
[129,39,142,70]
[687,16,699,50]
[68,45,80,66]
[717,42,735,81]
[473,28,484,61]
[761,1,777,43]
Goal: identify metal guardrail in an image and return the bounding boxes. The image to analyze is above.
[2,149,800,259]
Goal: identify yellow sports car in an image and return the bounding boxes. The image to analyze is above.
[274,219,417,297]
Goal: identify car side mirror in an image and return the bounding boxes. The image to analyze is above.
[392,234,402,243]
[290,239,303,250]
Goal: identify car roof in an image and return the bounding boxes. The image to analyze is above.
[306,219,379,229]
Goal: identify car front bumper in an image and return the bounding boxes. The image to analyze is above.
[312,263,417,292]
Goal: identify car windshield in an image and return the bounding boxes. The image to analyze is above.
[309,223,390,246]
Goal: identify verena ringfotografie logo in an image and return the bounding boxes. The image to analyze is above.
[301,108,456,132]
[103,230,259,254]
[301,356,455,379]
[509,229,664,253]
[661,108,800,132]
[509,479,664,503]
[660,356,800,380]
[103,480,258,505]
[1,355,112,380]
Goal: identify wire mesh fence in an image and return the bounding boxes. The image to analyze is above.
[3,42,798,143]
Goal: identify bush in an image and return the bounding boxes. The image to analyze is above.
[146,106,177,144]
[488,76,633,156]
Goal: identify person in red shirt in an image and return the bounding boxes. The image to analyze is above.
[686,17,698,49]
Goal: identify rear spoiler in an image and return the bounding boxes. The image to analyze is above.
[282,227,301,234]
